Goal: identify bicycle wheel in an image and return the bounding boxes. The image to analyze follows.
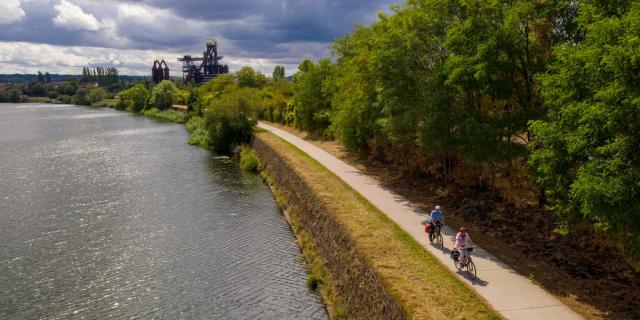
[467,260,477,280]
[435,233,443,249]
[454,257,462,271]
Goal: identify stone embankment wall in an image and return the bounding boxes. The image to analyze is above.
[252,135,405,320]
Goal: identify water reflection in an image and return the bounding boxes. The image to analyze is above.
[0,104,327,319]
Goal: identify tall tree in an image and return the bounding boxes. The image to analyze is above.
[530,0,640,267]
[272,65,285,80]
[291,59,336,132]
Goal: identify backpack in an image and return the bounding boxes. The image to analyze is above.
[450,250,460,261]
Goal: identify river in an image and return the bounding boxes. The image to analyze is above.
[0,103,328,319]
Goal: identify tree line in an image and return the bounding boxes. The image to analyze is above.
[81,67,120,86]
[255,0,640,268]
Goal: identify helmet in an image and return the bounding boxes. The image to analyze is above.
[435,205,441,210]
[460,227,466,232]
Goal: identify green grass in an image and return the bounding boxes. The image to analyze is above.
[141,108,186,123]
[90,101,110,108]
[185,116,210,148]
[239,146,260,172]
[255,131,500,320]
[25,97,51,103]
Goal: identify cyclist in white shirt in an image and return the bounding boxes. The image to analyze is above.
[454,227,472,266]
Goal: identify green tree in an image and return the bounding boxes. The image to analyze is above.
[290,59,336,133]
[2,88,24,102]
[150,80,178,110]
[87,87,107,105]
[530,1,640,267]
[116,84,149,111]
[260,78,293,123]
[204,87,260,154]
[47,91,59,99]
[30,82,46,97]
[73,88,90,106]
[59,95,74,104]
[272,65,285,80]
[236,66,267,88]
[441,0,562,183]
[60,84,76,96]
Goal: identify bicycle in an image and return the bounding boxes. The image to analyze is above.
[452,246,476,280]
[429,221,443,249]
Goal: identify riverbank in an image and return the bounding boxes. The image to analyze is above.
[252,130,499,319]
[259,122,640,319]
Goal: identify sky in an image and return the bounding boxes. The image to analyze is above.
[0,0,397,76]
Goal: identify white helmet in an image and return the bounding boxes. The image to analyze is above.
[435,205,441,210]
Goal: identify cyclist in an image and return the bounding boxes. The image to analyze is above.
[454,227,472,266]
[428,205,444,242]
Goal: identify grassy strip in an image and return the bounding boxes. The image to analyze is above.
[26,97,52,103]
[141,108,186,123]
[256,131,500,320]
[239,146,260,172]
[185,116,210,148]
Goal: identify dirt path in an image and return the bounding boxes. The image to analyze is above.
[259,122,583,320]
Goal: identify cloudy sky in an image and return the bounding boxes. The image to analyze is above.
[0,0,396,76]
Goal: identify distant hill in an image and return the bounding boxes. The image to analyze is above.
[0,74,148,84]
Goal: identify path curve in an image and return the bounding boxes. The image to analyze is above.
[258,122,583,320]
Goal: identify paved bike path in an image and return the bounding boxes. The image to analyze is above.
[258,122,583,320]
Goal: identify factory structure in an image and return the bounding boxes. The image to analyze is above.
[152,39,229,86]
[151,60,170,84]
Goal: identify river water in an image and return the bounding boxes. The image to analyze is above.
[0,104,328,319]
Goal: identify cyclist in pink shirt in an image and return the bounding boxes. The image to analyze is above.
[454,227,472,266]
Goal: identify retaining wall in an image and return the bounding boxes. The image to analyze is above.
[252,134,405,320]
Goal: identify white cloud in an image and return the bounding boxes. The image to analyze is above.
[0,42,173,75]
[0,0,26,24]
[115,3,211,45]
[53,0,100,31]
[0,41,298,76]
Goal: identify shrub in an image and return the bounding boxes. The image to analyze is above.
[142,108,186,123]
[60,84,76,96]
[91,101,109,108]
[29,82,46,97]
[239,146,260,172]
[1,88,24,102]
[306,275,319,291]
[73,88,90,106]
[150,80,178,110]
[87,88,106,105]
[58,95,73,104]
[186,116,210,148]
[47,91,59,99]
[116,84,149,111]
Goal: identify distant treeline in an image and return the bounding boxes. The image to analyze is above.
[0,73,147,84]
[81,67,119,86]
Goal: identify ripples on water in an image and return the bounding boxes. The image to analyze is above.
[0,104,328,319]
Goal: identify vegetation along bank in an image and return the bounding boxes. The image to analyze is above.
[3,0,639,317]
[251,131,499,319]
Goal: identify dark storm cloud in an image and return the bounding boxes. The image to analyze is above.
[126,0,393,43]
[0,0,397,74]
